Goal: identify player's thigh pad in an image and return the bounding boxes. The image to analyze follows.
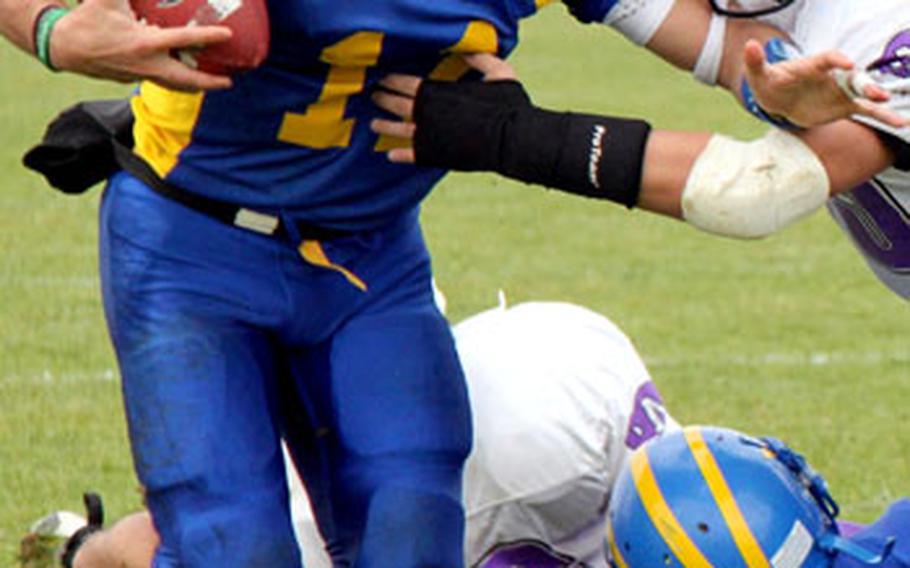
[100,173,302,567]
[285,300,471,568]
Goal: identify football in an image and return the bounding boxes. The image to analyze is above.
[129,0,270,76]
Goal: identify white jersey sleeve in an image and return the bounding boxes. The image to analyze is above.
[453,302,677,567]
[778,0,910,299]
[602,0,675,45]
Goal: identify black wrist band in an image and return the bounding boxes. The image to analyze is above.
[501,108,651,207]
[411,78,651,208]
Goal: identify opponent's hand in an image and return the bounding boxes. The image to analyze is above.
[370,53,518,163]
[743,39,909,128]
[50,0,233,91]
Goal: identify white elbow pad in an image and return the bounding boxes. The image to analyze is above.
[604,0,675,45]
[681,129,830,239]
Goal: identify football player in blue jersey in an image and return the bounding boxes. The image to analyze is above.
[97,2,559,565]
[10,0,628,566]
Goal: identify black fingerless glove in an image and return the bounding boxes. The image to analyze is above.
[412,78,652,208]
[413,79,531,173]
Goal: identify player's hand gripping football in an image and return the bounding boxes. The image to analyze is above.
[50,0,234,91]
[743,39,909,128]
[371,53,519,164]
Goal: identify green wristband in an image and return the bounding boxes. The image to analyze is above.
[34,6,70,72]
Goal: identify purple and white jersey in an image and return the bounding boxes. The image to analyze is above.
[455,302,677,567]
[288,301,677,568]
[765,0,910,299]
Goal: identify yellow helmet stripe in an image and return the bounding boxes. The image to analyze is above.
[685,428,770,568]
[630,449,712,567]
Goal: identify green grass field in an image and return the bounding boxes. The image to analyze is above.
[1,7,909,565]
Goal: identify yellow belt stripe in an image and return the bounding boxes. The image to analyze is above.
[630,449,712,568]
[298,240,368,292]
[685,428,770,568]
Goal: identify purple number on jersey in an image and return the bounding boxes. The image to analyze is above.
[625,381,670,450]
[830,181,910,273]
[478,540,580,568]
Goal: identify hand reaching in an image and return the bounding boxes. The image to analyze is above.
[743,39,908,128]
[371,53,518,163]
[51,0,234,91]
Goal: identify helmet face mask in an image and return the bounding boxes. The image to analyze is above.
[709,0,798,18]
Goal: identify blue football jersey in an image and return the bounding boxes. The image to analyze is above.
[131,0,618,231]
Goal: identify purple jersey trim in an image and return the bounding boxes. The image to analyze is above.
[477,541,579,568]
[625,381,670,450]
[838,521,867,539]
[830,180,910,273]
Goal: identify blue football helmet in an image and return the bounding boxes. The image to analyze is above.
[709,0,797,18]
[607,426,892,568]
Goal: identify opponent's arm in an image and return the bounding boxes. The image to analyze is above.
[576,0,766,88]
[371,55,897,238]
[0,0,233,90]
[624,0,905,128]
[637,120,894,236]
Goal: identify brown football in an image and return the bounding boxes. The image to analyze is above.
[129,0,270,75]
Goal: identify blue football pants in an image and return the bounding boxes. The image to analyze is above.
[99,172,472,567]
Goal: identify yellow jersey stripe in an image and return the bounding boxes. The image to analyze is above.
[299,240,368,292]
[375,21,502,151]
[685,428,770,568]
[631,449,712,568]
[429,20,499,82]
[131,82,205,178]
